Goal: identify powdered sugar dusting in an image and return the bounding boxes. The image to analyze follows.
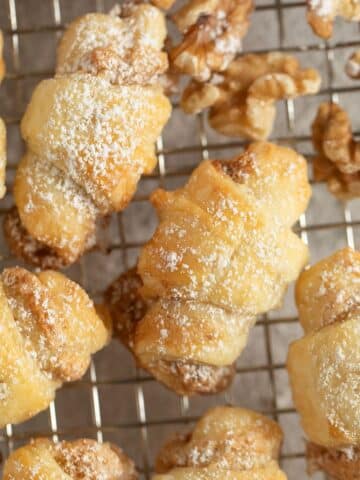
[0,267,109,426]
[11,4,170,265]
[130,143,310,394]
[4,438,137,479]
[155,406,284,476]
[290,248,360,451]
[57,5,168,84]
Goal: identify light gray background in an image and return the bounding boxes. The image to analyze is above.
[0,0,359,478]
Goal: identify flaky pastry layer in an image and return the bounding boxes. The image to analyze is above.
[287,247,360,478]
[3,438,137,480]
[106,142,311,395]
[6,4,171,267]
[153,406,287,479]
[0,267,109,427]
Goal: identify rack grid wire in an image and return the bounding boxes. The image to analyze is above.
[0,0,359,478]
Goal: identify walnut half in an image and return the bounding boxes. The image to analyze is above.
[312,102,360,200]
[307,0,360,39]
[181,52,321,141]
[170,0,253,82]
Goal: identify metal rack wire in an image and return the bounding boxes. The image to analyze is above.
[0,0,359,478]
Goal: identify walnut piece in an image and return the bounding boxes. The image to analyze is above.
[312,102,360,200]
[181,52,321,140]
[170,0,253,81]
[307,0,360,39]
[346,50,360,79]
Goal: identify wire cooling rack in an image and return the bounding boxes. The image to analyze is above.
[0,0,359,478]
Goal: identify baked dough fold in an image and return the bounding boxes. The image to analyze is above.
[5,4,171,268]
[106,142,311,395]
[287,247,360,479]
[0,267,110,427]
[3,438,137,479]
[153,406,287,479]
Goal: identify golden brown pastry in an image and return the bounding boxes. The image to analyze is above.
[4,4,171,269]
[3,438,137,479]
[287,247,360,479]
[106,142,311,395]
[181,52,321,140]
[153,406,287,479]
[307,0,360,38]
[312,102,360,200]
[170,0,254,82]
[0,266,110,427]
[346,49,360,79]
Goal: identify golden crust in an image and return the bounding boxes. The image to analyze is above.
[307,0,360,39]
[8,5,171,268]
[312,102,360,200]
[154,406,287,479]
[3,208,79,270]
[3,438,137,480]
[105,268,236,395]
[107,142,310,395]
[170,0,253,81]
[20,74,170,214]
[57,6,168,84]
[0,266,110,427]
[181,52,321,140]
[295,247,360,333]
[287,248,360,449]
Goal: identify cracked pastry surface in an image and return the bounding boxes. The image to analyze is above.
[312,102,360,200]
[181,52,321,140]
[153,406,287,479]
[3,438,137,480]
[287,247,360,479]
[0,266,110,427]
[170,0,254,81]
[106,142,311,395]
[307,0,360,39]
[5,4,171,268]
